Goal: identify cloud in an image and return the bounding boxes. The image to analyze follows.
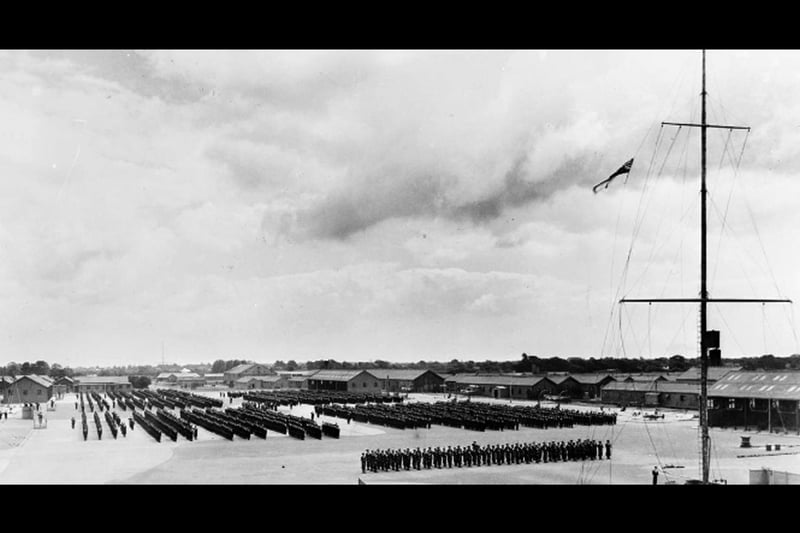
[2,50,799,365]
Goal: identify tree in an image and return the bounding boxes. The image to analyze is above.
[668,355,688,372]
[1,362,19,376]
[224,360,251,371]
[50,363,68,378]
[33,360,50,375]
[211,359,227,373]
[129,376,152,389]
[286,360,299,371]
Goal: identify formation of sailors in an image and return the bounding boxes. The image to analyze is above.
[241,389,401,407]
[320,399,615,433]
[361,438,612,473]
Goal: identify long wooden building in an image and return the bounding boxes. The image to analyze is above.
[708,370,800,433]
[444,374,558,400]
[368,369,444,393]
[306,370,382,392]
[600,380,700,409]
[3,375,53,404]
[550,373,616,400]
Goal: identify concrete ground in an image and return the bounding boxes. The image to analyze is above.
[0,391,798,484]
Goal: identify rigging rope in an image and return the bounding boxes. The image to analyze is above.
[711,129,750,289]
[648,303,652,356]
[601,126,666,357]
[712,303,747,355]
[585,411,628,484]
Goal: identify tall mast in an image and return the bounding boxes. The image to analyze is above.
[618,50,790,485]
[699,49,710,484]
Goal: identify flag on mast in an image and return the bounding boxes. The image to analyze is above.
[593,158,634,193]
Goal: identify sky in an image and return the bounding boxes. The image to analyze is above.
[1,49,800,367]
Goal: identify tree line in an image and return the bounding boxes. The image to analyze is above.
[1,353,798,380]
[272,353,800,374]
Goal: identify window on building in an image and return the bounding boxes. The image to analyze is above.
[22,389,27,395]
[374,382,378,388]
[728,398,736,409]
[362,382,366,388]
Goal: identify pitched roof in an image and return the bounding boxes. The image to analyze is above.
[73,376,131,385]
[613,373,675,382]
[14,375,54,388]
[602,381,662,392]
[444,374,554,387]
[655,383,700,394]
[708,371,800,400]
[174,373,202,380]
[547,375,576,385]
[366,369,442,381]
[676,366,739,382]
[307,369,379,382]
[570,374,615,385]
[226,364,256,375]
[235,375,282,384]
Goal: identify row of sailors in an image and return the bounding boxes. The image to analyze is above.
[361,439,612,473]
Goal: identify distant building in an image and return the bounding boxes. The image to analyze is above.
[656,383,700,409]
[4,375,53,404]
[750,468,800,485]
[549,375,581,397]
[444,374,558,400]
[233,375,289,390]
[601,381,658,406]
[675,366,739,384]
[287,376,309,389]
[570,374,617,399]
[306,370,382,392]
[73,376,133,394]
[275,370,316,389]
[223,364,273,387]
[0,376,14,400]
[155,371,206,389]
[708,370,800,433]
[369,369,445,393]
[203,373,224,386]
[601,380,700,408]
[613,373,675,383]
[53,376,75,398]
[551,374,616,400]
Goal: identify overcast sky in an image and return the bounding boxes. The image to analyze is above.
[2,49,799,367]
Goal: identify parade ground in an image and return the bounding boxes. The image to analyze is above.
[0,391,798,484]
